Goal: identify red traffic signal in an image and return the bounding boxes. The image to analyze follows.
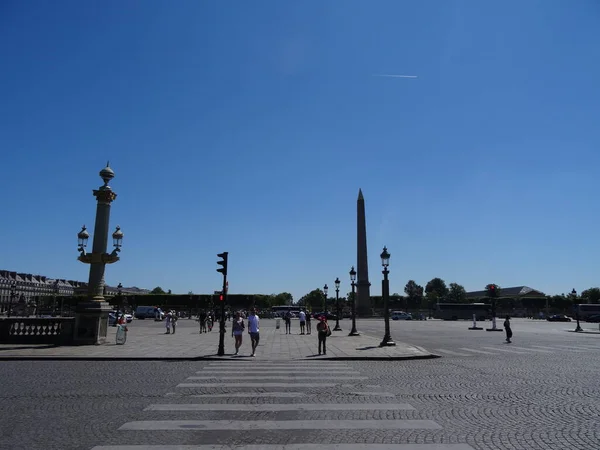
[219,294,224,301]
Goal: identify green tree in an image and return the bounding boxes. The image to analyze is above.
[150,286,166,295]
[447,283,467,303]
[581,287,600,304]
[404,280,424,311]
[425,278,449,301]
[302,289,326,310]
[274,292,293,305]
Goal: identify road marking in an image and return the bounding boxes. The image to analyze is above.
[198,370,361,375]
[177,382,337,388]
[530,345,583,352]
[144,403,415,411]
[186,376,368,381]
[192,392,307,398]
[505,346,552,353]
[93,444,477,450]
[481,347,527,354]
[348,392,396,397]
[434,349,471,356]
[458,348,496,355]
[553,345,600,351]
[118,419,443,431]
[206,358,349,369]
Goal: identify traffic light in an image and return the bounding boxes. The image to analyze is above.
[489,284,496,298]
[217,252,228,276]
[219,294,224,301]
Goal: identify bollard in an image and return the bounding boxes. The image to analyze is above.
[276,318,281,330]
[469,313,483,330]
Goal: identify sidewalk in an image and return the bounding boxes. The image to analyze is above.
[0,319,437,361]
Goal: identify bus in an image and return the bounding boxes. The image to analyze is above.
[574,304,600,320]
[271,305,300,317]
[433,303,490,321]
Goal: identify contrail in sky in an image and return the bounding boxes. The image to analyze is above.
[373,74,418,78]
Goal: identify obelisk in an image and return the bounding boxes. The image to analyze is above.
[356,189,371,316]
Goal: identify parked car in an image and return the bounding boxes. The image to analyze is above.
[391,311,412,320]
[547,314,571,322]
[586,314,600,323]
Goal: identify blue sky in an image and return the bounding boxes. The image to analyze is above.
[1,1,600,301]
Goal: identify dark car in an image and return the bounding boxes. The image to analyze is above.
[547,314,571,322]
[586,315,600,323]
[313,311,338,321]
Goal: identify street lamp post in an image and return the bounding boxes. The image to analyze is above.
[573,288,582,332]
[7,281,16,318]
[379,246,395,347]
[323,284,328,313]
[75,163,124,344]
[333,278,342,331]
[348,266,360,336]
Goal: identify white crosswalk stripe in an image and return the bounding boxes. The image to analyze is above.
[459,348,497,355]
[434,349,472,356]
[530,345,584,352]
[481,346,527,354]
[504,345,552,353]
[91,362,476,450]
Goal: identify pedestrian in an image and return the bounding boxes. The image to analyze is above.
[504,316,512,343]
[284,311,292,334]
[232,311,245,355]
[171,310,177,334]
[299,309,306,335]
[317,316,330,355]
[165,312,171,334]
[199,310,207,334]
[306,311,311,335]
[247,308,260,357]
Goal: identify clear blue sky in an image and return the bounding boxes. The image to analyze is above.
[2,1,599,301]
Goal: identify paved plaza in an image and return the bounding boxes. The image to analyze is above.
[0,318,433,360]
[0,318,598,450]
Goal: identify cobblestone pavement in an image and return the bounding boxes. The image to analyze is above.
[1,343,598,450]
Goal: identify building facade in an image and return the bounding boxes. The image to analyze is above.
[0,269,148,313]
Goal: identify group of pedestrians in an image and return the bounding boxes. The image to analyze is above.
[284,309,312,335]
[231,308,260,357]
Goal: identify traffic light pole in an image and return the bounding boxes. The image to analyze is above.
[216,252,228,356]
[218,274,227,356]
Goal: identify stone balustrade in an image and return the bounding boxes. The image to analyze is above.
[0,317,75,345]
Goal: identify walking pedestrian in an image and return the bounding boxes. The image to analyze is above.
[317,316,330,355]
[504,316,512,343]
[199,310,207,334]
[232,311,245,355]
[284,311,292,334]
[248,308,260,357]
[299,309,306,335]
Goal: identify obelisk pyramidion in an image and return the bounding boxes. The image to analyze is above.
[356,189,371,316]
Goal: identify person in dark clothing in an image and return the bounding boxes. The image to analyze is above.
[504,316,512,343]
[317,316,330,355]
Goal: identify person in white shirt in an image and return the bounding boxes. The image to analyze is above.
[298,310,306,335]
[247,308,260,357]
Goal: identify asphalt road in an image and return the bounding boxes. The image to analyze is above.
[0,317,598,450]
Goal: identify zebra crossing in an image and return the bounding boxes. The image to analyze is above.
[434,342,600,357]
[91,360,476,450]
